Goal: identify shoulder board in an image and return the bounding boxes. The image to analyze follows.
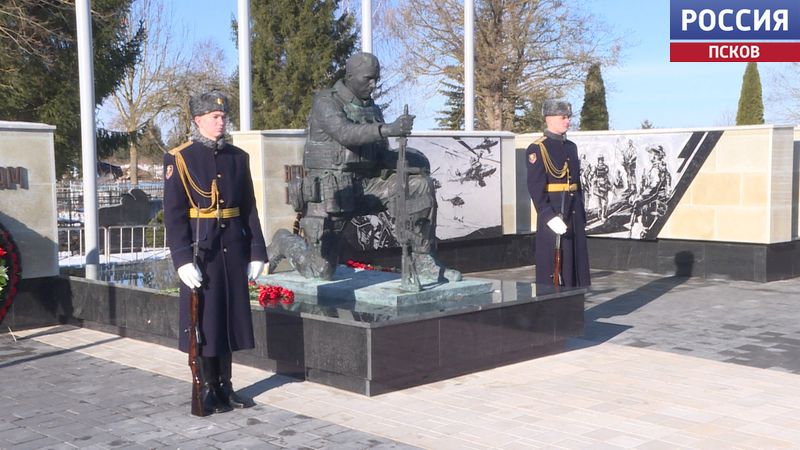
[168,141,192,156]
[533,136,546,145]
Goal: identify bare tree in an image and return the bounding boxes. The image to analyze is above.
[160,39,232,149]
[105,0,189,184]
[767,63,800,125]
[0,0,72,69]
[383,0,620,131]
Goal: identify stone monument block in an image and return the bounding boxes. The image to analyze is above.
[0,121,58,279]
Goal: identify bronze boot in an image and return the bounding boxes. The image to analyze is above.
[412,253,462,283]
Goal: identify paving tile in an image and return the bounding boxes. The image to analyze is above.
[0,333,414,450]
[8,267,800,448]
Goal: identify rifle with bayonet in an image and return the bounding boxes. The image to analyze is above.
[553,186,566,287]
[188,210,205,416]
[395,105,422,292]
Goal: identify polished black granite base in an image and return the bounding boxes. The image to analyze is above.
[346,234,800,282]
[242,279,585,395]
[9,274,583,396]
[587,237,800,282]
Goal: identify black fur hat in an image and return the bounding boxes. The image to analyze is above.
[189,90,229,118]
[542,100,572,117]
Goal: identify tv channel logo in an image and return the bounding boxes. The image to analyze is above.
[670,0,800,62]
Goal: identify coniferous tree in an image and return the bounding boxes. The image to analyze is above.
[435,81,465,130]
[736,62,764,125]
[0,0,143,178]
[247,0,357,129]
[579,63,609,130]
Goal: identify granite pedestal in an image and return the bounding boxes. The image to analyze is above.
[258,266,494,307]
[248,271,585,396]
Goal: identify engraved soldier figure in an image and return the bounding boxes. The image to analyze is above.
[620,139,638,196]
[628,145,671,237]
[163,90,267,414]
[268,52,460,284]
[593,155,611,221]
[526,100,591,287]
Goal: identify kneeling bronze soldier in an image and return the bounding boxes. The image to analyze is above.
[268,52,460,284]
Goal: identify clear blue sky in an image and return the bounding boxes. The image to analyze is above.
[170,0,788,131]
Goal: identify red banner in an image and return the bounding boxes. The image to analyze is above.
[670,42,800,62]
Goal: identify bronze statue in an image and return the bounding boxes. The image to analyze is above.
[267,52,461,286]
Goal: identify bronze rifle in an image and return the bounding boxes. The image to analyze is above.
[395,105,422,291]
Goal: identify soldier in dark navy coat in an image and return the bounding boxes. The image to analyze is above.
[163,90,267,414]
[526,100,591,287]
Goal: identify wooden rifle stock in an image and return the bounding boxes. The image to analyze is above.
[188,210,205,416]
[188,287,205,416]
[554,189,567,287]
[553,234,562,287]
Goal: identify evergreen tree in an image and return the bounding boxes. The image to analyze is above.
[579,63,609,130]
[247,0,357,129]
[435,81,465,130]
[0,0,143,178]
[736,62,764,125]
[513,98,545,133]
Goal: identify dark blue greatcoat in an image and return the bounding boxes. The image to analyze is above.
[163,140,267,357]
[526,131,591,287]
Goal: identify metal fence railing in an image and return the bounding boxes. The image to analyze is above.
[57,181,164,225]
[58,225,169,266]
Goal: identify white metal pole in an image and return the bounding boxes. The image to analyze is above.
[464,0,475,131]
[76,0,99,279]
[362,0,372,53]
[238,0,252,131]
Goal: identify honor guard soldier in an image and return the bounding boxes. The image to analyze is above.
[526,100,591,287]
[163,90,267,414]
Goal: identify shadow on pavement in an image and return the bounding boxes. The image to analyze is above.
[238,374,303,398]
[573,249,697,347]
[0,333,122,369]
[570,275,690,349]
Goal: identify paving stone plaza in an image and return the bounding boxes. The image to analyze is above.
[3,267,800,449]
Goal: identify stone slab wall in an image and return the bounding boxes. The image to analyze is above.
[517,125,796,245]
[232,130,516,245]
[0,121,58,278]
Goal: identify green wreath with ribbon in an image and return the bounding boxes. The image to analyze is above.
[0,222,22,325]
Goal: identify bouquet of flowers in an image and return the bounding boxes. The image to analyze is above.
[344,259,397,273]
[248,281,294,307]
[0,223,22,325]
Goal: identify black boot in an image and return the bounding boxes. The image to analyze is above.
[200,356,233,414]
[216,353,254,409]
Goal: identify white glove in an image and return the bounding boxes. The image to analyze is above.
[547,216,568,235]
[248,260,265,281]
[177,263,202,289]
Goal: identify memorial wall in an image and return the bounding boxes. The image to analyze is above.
[518,124,796,244]
[232,129,516,250]
[237,124,800,280]
[0,121,59,279]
